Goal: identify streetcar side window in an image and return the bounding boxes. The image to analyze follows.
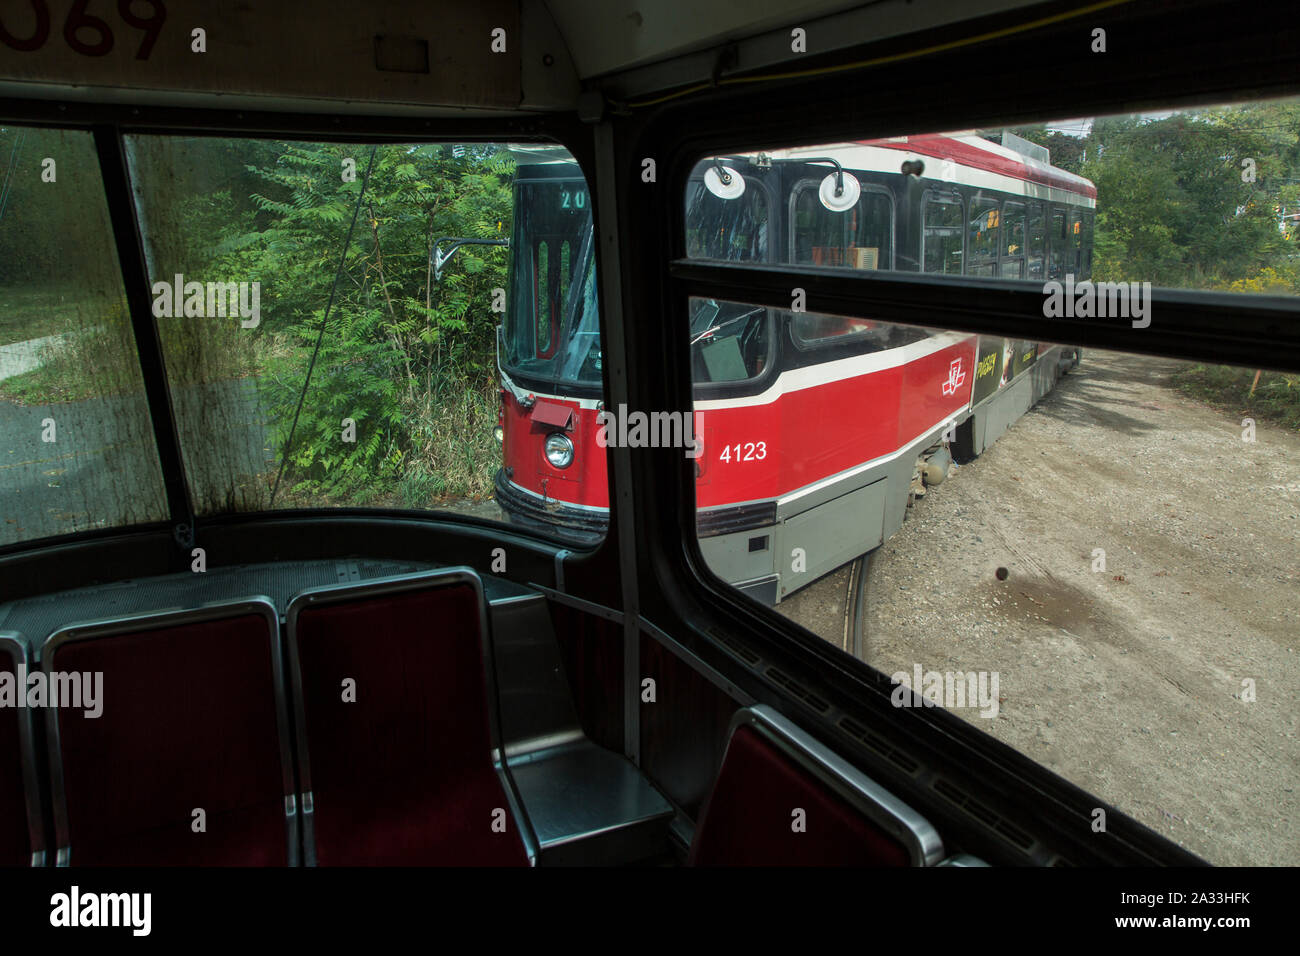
[922,195,965,275]
[691,300,772,384]
[790,180,894,270]
[1025,202,1046,280]
[685,173,770,262]
[1047,206,1067,279]
[1069,208,1083,277]
[967,195,1000,277]
[1080,210,1095,280]
[1000,201,1027,279]
[790,313,884,348]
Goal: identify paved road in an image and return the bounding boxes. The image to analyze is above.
[1,381,271,546]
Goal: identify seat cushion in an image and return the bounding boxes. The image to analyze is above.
[51,614,288,865]
[690,724,911,866]
[294,583,527,865]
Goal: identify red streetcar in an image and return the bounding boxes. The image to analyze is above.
[495,135,1095,603]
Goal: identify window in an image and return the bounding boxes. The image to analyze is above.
[1047,206,1067,280]
[791,313,886,348]
[923,195,965,274]
[1068,208,1083,276]
[122,136,604,543]
[1079,211,1094,280]
[1026,203,1046,281]
[1000,201,1027,279]
[685,168,770,262]
[967,196,1000,276]
[0,125,167,546]
[508,169,597,390]
[690,300,772,385]
[683,97,1300,866]
[791,181,893,269]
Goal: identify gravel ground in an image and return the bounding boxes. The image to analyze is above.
[778,350,1299,866]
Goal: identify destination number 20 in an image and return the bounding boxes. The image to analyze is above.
[719,442,766,463]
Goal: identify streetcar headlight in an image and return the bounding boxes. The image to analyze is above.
[544,432,574,469]
[493,425,504,446]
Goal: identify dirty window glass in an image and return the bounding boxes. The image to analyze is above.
[124,137,603,544]
[0,125,166,546]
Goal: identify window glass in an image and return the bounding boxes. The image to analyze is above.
[507,170,596,390]
[685,97,1300,866]
[691,300,772,384]
[967,196,1000,276]
[924,196,965,274]
[1000,201,1027,279]
[0,125,167,546]
[685,169,769,262]
[1069,208,1083,276]
[124,137,604,544]
[791,181,892,269]
[1026,202,1046,281]
[1080,210,1094,280]
[1048,207,1067,280]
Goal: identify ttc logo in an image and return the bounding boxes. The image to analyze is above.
[941,358,966,396]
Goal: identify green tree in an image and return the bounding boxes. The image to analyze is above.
[220,141,515,501]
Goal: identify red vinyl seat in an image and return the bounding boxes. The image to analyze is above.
[42,599,297,866]
[285,569,531,866]
[689,705,943,866]
[0,634,43,866]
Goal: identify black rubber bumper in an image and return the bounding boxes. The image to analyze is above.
[493,469,609,537]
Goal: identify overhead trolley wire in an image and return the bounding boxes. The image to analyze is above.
[269,144,379,506]
[0,128,28,226]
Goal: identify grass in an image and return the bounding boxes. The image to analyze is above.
[272,370,500,509]
[0,318,144,405]
[399,372,500,503]
[0,282,503,505]
[1169,364,1300,431]
[0,285,110,347]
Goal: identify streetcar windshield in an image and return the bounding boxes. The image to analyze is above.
[503,160,778,392]
[503,169,599,391]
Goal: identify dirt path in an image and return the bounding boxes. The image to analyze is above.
[780,350,1299,866]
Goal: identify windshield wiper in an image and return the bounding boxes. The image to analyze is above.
[691,306,764,345]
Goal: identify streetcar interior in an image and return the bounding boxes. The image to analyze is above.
[0,0,1296,872]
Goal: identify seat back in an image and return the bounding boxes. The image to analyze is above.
[286,568,531,866]
[0,633,44,866]
[689,705,944,866]
[43,599,296,865]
